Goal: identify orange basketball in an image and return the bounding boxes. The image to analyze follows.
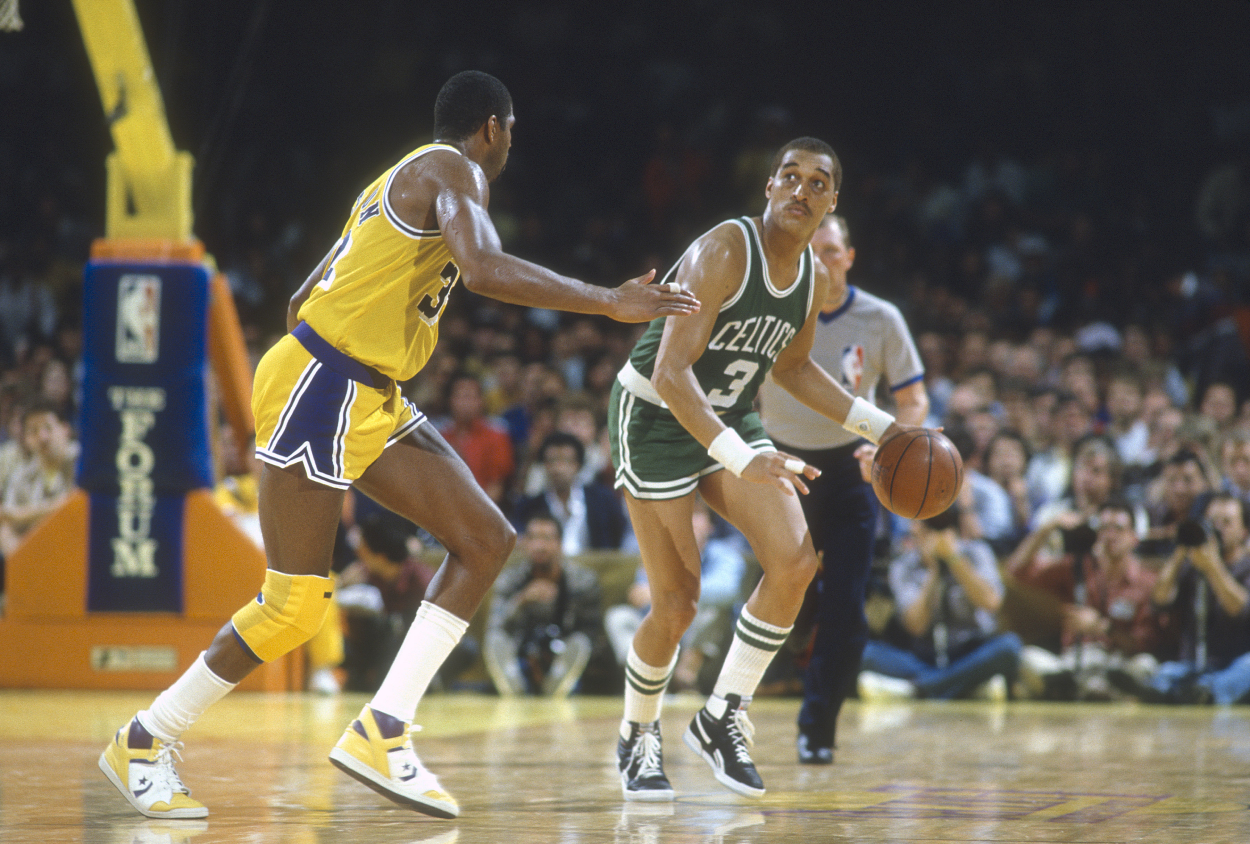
[871,429,963,520]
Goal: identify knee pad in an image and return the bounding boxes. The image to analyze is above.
[231,570,335,662]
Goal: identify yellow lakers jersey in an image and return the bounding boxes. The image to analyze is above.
[297,143,462,382]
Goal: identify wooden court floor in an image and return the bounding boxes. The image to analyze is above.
[2,690,1248,843]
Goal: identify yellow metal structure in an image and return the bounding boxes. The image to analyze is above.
[72,0,194,241]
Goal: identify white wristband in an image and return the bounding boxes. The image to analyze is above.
[841,396,894,444]
[708,428,757,477]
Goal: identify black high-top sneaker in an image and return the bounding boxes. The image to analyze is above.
[683,694,764,797]
[617,721,674,801]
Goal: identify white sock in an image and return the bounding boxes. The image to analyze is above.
[711,607,791,701]
[138,652,236,742]
[620,644,678,738]
[370,601,467,723]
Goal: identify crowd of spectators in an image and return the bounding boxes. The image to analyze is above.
[2,2,1249,700]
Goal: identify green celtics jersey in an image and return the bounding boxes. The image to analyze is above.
[623,217,815,415]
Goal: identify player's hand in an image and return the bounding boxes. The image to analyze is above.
[741,451,820,496]
[607,272,701,322]
[853,443,876,483]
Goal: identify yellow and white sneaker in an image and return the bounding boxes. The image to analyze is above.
[99,718,208,819]
[328,705,458,818]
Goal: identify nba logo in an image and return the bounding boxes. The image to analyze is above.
[116,274,161,363]
[840,344,864,391]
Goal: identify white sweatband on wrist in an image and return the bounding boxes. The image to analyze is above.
[842,396,894,444]
[708,428,757,477]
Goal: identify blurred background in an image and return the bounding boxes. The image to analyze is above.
[2,0,1250,699]
[4,0,1248,337]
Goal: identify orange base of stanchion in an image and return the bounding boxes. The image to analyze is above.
[0,489,303,692]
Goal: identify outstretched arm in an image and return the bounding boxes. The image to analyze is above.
[409,154,698,322]
[650,225,816,495]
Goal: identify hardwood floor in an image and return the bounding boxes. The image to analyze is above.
[2,690,1248,843]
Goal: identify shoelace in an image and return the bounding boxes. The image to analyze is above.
[724,708,756,765]
[152,741,192,795]
[632,728,664,778]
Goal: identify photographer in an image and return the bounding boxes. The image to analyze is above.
[1112,494,1250,703]
[1006,499,1169,699]
[483,512,607,697]
[856,505,1021,702]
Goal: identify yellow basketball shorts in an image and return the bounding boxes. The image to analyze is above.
[252,326,426,489]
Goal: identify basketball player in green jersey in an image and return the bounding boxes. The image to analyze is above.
[609,137,918,801]
[99,71,699,822]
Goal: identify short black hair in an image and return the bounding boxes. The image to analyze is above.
[1097,495,1136,526]
[358,513,411,563]
[522,509,563,538]
[538,430,585,468]
[433,71,512,142]
[770,137,841,192]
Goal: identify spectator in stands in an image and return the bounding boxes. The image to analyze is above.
[1104,367,1152,468]
[1026,390,1093,513]
[437,370,515,505]
[1143,448,1214,555]
[1219,430,1250,507]
[604,496,745,692]
[513,431,626,556]
[983,429,1034,551]
[1032,434,1146,536]
[335,513,442,693]
[856,505,1021,702]
[484,513,607,697]
[1111,493,1250,704]
[1197,381,1241,437]
[0,398,76,559]
[1006,499,1168,700]
[945,425,1016,554]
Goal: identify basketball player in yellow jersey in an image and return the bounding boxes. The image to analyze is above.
[99,70,699,822]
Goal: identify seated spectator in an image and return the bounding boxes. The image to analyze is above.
[483,513,608,697]
[1141,448,1214,557]
[212,425,262,549]
[946,425,1016,555]
[856,505,1021,702]
[336,513,446,693]
[983,429,1034,550]
[1111,494,1250,704]
[0,398,76,559]
[513,431,627,555]
[1026,390,1093,513]
[1006,499,1170,700]
[1197,380,1241,437]
[1218,430,1250,507]
[604,496,745,692]
[1031,433,1148,537]
[1104,366,1152,468]
[437,370,515,505]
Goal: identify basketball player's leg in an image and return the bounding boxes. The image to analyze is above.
[98,462,346,820]
[682,470,819,797]
[201,463,346,681]
[354,421,516,618]
[327,421,513,818]
[624,492,701,665]
[616,491,701,802]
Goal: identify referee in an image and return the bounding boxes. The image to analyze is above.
[759,214,928,764]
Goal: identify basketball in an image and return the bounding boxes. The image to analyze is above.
[871,429,963,520]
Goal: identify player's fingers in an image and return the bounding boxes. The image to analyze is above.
[779,453,821,480]
[628,269,658,286]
